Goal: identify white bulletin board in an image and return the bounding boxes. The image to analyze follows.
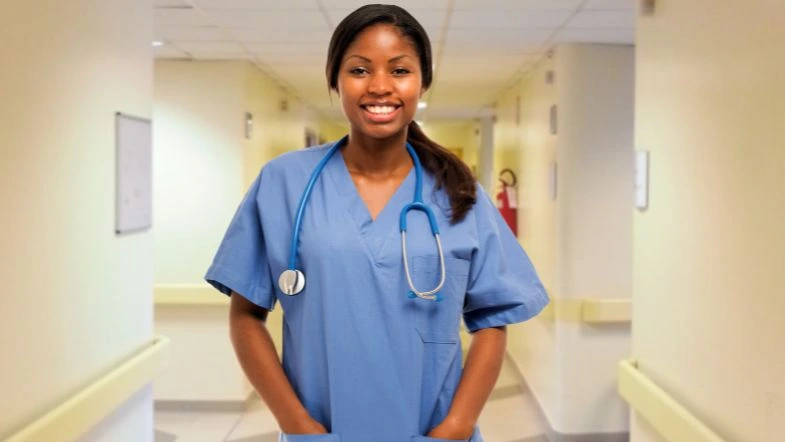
[115,112,152,235]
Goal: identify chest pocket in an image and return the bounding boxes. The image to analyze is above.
[410,255,471,343]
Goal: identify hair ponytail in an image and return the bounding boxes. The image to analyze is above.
[326,5,477,222]
[407,121,477,223]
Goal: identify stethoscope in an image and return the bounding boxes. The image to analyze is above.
[277,136,446,302]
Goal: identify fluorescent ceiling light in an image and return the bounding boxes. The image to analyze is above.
[152,41,164,47]
[418,102,428,109]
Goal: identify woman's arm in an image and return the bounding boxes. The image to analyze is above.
[428,326,507,439]
[229,292,326,434]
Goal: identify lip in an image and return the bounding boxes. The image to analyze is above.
[360,104,402,123]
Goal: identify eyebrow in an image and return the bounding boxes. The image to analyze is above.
[344,54,414,63]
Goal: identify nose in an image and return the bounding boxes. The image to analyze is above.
[367,71,392,96]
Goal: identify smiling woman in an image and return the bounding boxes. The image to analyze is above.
[204,4,549,442]
[334,26,421,138]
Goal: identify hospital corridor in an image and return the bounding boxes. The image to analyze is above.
[1,1,784,442]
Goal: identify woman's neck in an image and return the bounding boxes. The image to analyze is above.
[343,129,412,178]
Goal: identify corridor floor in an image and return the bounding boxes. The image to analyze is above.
[154,360,548,442]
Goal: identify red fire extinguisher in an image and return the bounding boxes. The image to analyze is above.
[496,168,518,236]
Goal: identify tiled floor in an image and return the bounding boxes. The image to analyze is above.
[155,361,548,442]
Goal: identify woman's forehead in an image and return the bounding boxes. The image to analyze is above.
[344,24,418,57]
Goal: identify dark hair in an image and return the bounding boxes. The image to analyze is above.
[326,4,477,223]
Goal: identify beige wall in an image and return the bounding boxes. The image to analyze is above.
[154,61,247,286]
[318,119,349,144]
[494,93,523,195]
[554,43,634,434]
[152,60,320,402]
[0,0,155,439]
[504,55,562,431]
[501,44,635,436]
[422,120,480,173]
[245,64,321,177]
[153,59,322,285]
[633,2,785,441]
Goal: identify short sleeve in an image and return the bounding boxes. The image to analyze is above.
[462,187,549,332]
[204,171,276,310]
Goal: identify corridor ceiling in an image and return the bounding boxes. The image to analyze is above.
[154,0,635,120]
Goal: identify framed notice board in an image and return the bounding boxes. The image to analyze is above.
[115,112,152,235]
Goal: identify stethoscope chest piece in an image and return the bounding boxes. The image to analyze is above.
[278,269,305,296]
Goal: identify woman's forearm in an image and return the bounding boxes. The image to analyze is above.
[229,300,325,433]
[438,326,507,437]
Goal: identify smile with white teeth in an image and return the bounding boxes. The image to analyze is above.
[364,105,398,115]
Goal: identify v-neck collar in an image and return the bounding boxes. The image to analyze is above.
[334,146,415,230]
[325,141,416,261]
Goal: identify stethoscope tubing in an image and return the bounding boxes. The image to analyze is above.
[282,136,446,301]
[288,141,343,270]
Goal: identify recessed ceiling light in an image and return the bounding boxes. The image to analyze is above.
[418,102,428,109]
[152,41,164,47]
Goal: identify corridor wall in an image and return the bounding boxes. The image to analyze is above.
[152,60,321,405]
[421,120,481,173]
[496,44,635,439]
[632,2,785,440]
[0,0,157,440]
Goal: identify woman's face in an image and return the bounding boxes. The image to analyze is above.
[337,24,424,142]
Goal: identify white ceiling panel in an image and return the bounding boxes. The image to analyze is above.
[556,28,635,43]
[584,0,637,10]
[453,0,582,10]
[257,53,327,66]
[567,10,636,28]
[439,54,536,65]
[192,0,319,9]
[154,8,212,26]
[450,10,572,28]
[229,27,332,43]
[446,27,554,43]
[326,8,447,30]
[436,63,538,82]
[153,0,634,118]
[440,44,542,56]
[319,0,450,10]
[246,42,328,55]
[204,10,328,28]
[155,0,190,7]
[176,41,247,54]
[191,52,252,60]
[155,26,229,42]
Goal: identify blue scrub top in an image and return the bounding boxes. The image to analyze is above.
[205,139,549,442]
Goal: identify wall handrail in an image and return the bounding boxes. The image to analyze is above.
[537,297,631,324]
[617,359,725,442]
[3,336,170,442]
[155,284,227,306]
